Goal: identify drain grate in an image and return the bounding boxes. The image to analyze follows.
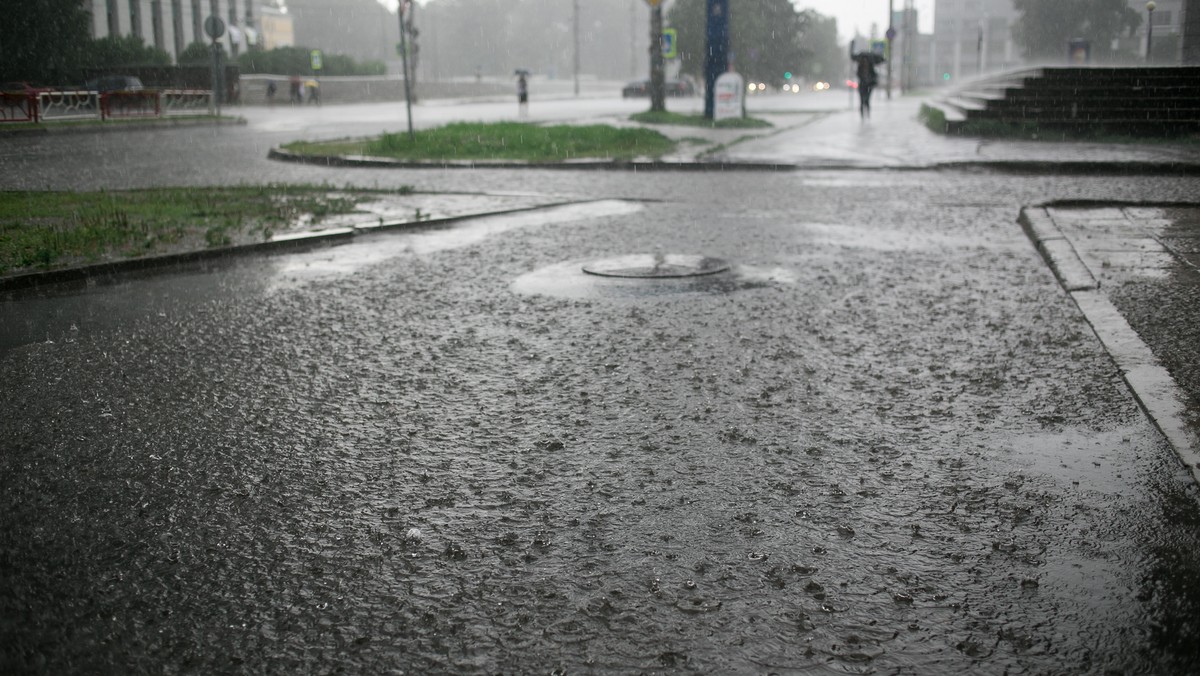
[582,254,731,279]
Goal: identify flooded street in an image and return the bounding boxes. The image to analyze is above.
[3,110,1200,673]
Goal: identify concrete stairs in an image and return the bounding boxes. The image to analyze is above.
[924,66,1200,137]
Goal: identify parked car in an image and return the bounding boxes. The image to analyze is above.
[0,81,52,95]
[621,79,696,98]
[84,75,144,93]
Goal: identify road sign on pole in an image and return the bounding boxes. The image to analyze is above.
[704,0,730,119]
[662,28,677,59]
[310,50,323,71]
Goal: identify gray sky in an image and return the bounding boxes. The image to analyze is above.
[795,0,936,41]
[390,0,937,44]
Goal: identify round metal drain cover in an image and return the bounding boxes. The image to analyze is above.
[582,254,731,279]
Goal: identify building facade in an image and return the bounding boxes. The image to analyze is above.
[88,0,261,62]
[1126,0,1186,62]
[932,0,1019,84]
[930,0,1194,80]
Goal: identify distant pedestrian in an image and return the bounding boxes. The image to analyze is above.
[288,75,303,105]
[517,73,528,118]
[266,80,277,106]
[305,79,320,105]
[853,53,882,119]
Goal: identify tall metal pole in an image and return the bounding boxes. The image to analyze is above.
[886,0,894,99]
[650,3,665,112]
[631,0,637,78]
[398,1,414,141]
[703,0,729,119]
[574,0,580,97]
[1146,2,1157,62]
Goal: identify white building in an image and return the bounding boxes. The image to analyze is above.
[1128,0,1186,62]
[931,0,1192,80]
[87,0,261,62]
[932,0,1019,84]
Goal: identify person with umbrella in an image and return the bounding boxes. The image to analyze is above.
[852,51,884,118]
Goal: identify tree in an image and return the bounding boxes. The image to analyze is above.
[0,0,91,84]
[237,46,385,76]
[667,0,839,86]
[179,41,226,66]
[1013,0,1142,62]
[83,35,173,70]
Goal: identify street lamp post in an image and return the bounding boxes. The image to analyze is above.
[1146,1,1157,63]
[573,0,580,97]
[886,0,894,99]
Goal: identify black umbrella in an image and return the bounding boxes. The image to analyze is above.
[852,52,886,65]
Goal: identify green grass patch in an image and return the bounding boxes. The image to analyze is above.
[918,103,948,134]
[630,110,772,129]
[283,121,676,162]
[0,184,412,275]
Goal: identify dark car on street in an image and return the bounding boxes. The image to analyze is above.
[84,75,144,93]
[621,79,696,98]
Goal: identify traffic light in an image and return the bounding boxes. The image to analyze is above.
[784,71,792,80]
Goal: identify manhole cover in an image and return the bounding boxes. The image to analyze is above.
[582,254,730,279]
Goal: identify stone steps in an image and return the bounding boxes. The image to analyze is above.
[924,66,1200,137]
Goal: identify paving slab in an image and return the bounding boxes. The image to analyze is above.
[1024,203,1200,486]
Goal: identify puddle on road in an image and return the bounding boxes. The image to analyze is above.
[0,200,642,352]
[982,424,1153,495]
[793,222,993,253]
[267,200,642,290]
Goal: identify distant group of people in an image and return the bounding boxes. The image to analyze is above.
[265,76,319,106]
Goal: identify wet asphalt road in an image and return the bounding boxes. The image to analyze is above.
[3,111,1200,674]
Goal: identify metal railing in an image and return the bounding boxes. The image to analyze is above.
[1,92,39,122]
[0,89,215,123]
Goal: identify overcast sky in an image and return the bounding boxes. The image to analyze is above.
[391,0,937,43]
[796,0,935,40]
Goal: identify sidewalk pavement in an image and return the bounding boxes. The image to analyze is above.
[1019,204,1200,485]
[715,95,1200,171]
[725,95,1200,486]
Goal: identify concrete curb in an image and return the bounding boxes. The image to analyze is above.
[265,148,798,172]
[0,199,581,296]
[268,147,1200,176]
[1019,205,1200,487]
[0,116,246,138]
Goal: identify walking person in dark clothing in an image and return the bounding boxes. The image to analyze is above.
[288,75,303,105]
[516,73,529,118]
[853,53,882,119]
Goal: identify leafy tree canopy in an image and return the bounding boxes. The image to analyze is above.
[667,0,840,86]
[83,35,173,71]
[237,46,385,76]
[179,41,226,66]
[1013,0,1142,61]
[0,0,91,83]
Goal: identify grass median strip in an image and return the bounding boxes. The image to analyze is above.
[0,184,412,275]
[281,121,676,162]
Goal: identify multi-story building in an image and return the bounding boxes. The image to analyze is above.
[932,0,1019,84]
[931,0,1195,80]
[87,0,260,62]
